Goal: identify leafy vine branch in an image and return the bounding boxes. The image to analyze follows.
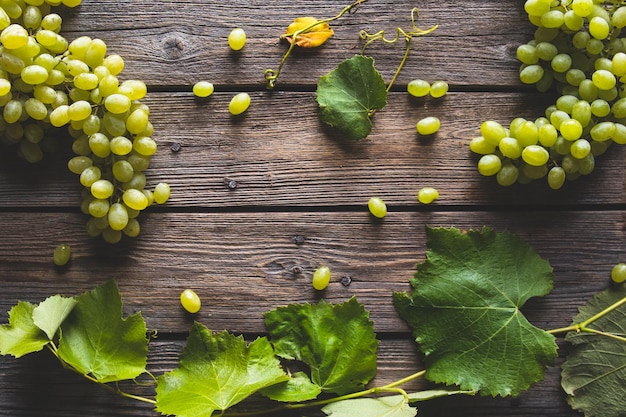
[264,0,369,88]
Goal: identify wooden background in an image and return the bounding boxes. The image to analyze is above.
[1,0,625,416]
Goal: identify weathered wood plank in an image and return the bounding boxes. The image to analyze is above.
[1,92,625,208]
[56,0,534,88]
[0,211,621,334]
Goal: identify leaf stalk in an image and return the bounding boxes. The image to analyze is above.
[547,295,626,340]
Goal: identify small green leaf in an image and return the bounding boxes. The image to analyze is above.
[0,301,49,358]
[264,297,378,396]
[155,323,288,417]
[407,389,476,402]
[316,54,387,140]
[561,286,626,417]
[322,396,416,417]
[57,279,148,383]
[393,226,557,397]
[260,371,322,402]
[32,295,77,340]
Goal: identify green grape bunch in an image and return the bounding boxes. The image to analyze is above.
[471,0,626,189]
[0,0,170,243]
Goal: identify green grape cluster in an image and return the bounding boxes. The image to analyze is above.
[0,0,170,243]
[471,0,626,189]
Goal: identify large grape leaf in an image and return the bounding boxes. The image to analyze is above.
[561,286,626,417]
[316,54,387,140]
[393,226,557,397]
[0,301,49,358]
[155,323,288,417]
[264,297,378,397]
[57,279,148,383]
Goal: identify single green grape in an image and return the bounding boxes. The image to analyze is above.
[312,266,331,291]
[228,28,246,51]
[416,116,440,135]
[429,80,449,98]
[53,243,71,266]
[611,263,626,283]
[153,182,171,204]
[228,92,251,115]
[407,79,430,97]
[193,81,214,98]
[417,187,439,204]
[180,289,201,313]
[367,197,387,218]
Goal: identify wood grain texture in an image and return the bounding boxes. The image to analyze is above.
[1,0,625,416]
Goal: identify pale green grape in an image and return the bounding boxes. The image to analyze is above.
[589,16,610,40]
[480,120,506,146]
[228,92,251,115]
[133,136,157,156]
[496,162,519,186]
[417,187,439,204]
[21,64,49,85]
[516,44,538,65]
[104,93,131,114]
[570,139,591,159]
[1,24,29,49]
[126,109,149,134]
[24,98,47,120]
[559,119,583,141]
[68,100,92,121]
[407,79,430,97]
[522,145,549,166]
[499,137,523,159]
[123,188,149,211]
[110,135,133,155]
[102,227,122,244]
[477,154,501,176]
[312,266,331,291]
[547,166,566,190]
[123,218,140,237]
[611,263,626,283]
[228,28,246,51]
[469,136,496,155]
[73,72,99,90]
[112,160,134,182]
[180,289,201,313]
[53,243,71,266]
[416,116,440,135]
[91,179,114,199]
[429,81,448,98]
[516,120,539,146]
[591,69,616,90]
[89,132,111,158]
[572,0,593,17]
[193,81,214,98]
[520,65,544,84]
[367,197,387,218]
[153,182,171,204]
[88,198,109,218]
[108,202,129,231]
[80,166,101,187]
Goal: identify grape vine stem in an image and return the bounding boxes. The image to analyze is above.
[547,294,626,343]
[264,0,369,89]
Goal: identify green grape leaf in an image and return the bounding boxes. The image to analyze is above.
[316,54,387,140]
[57,279,148,383]
[0,301,49,358]
[260,371,322,402]
[407,389,476,402]
[32,295,77,340]
[155,323,288,417]
[393,226,557,397]
[322,396,416,417]
[264,297,378,396]
[561,286,626,417]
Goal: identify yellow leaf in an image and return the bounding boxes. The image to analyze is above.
[282,17,334,48]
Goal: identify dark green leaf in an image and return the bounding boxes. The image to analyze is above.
[0,301,48,358]
[260,371,322,402]
[393,226,557,397]
[561,286,626,417]
[264,297,378,396]
[57,279,148,383]
[155,323,288,417]
[316,54,387,140]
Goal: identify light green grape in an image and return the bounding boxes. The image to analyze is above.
[477,154,502,176]
[312,266,331,291]
[180,289,202,313]
[153,182,171,204]
[53,243,71,266]
[228,28,246,51]
[193,81,214,97]
[367,197,387,218]
[416,116,440,135]
[611,263,626,283]
[228,92,251,115]
[522,145,549,166]
[417,187,439,204]
[407,79,430,97]
[123,188,149,211]
[429,80,448,98]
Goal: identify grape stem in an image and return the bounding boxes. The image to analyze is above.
[359,7,438,93]
[547,294,626,343]
[264,0,369,89]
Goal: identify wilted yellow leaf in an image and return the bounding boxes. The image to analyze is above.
[282,16,334,48]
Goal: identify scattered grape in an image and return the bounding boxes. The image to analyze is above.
[367,197,387,219]
[228,92,251,115]
[407,79,430,97]
[180,289,201,313]
[416,116,440,136]
[417,187,439,204]
[429,80,449,98]
[312,266,331,291]
[611,263,626,284]
[193,81,215,98]
[228,28,246,51]
[53,243,71,266]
